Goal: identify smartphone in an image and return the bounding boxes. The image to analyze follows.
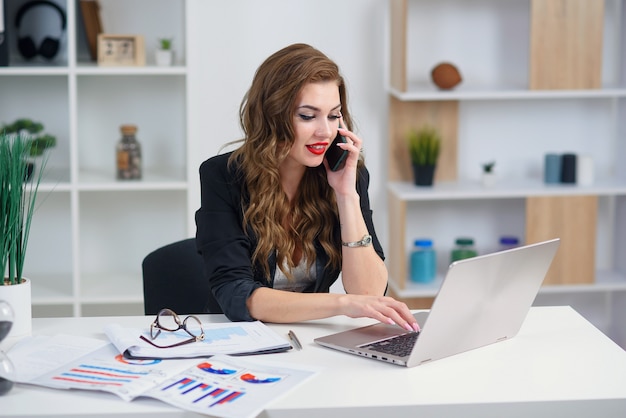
[325,125,349,171]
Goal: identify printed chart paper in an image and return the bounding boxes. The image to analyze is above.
[8,334,317,418]
[145,355,317,417]
[105,321,291,359]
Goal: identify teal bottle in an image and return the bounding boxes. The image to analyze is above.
[410,239,436,283]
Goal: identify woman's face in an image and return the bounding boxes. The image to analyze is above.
[284,81,342,171]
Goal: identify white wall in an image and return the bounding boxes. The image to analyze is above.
[186,0,391,247]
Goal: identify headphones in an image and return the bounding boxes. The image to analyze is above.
[14,1,67,60]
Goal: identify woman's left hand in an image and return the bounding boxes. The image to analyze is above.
[324,126,362,195]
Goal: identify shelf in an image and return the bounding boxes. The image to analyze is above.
[388,275,445,298]
[390,85,626,102]
[38,167,71,191]
[34,168,187,192]
[79,273,144,304]
[540,271,626,294]
[30,275,74,305]
[388,180,626,201]
[0,65,187,77]
[1,0,191,317]
[77,167,187,191]
[74,63,187,76]
[389,270,626,299]
[386,0,626,349]
[0,67,69,76]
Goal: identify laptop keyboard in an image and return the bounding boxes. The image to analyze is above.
[361,331,420,357]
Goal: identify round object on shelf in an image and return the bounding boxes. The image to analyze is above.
[431,62,462,90]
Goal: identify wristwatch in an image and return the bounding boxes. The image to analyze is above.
[342,234,372,248]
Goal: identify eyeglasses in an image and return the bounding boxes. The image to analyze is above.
[139,308,205,349]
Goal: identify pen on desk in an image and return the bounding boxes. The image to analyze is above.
[288,330,302,350]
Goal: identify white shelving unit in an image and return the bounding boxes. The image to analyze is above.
[0,0,190,317]
[386,0,626,348]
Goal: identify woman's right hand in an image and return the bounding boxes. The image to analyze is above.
[337,294,420,332]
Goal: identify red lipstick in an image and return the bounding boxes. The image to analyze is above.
[306,142,327,156]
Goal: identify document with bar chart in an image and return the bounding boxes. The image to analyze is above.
[104,321,292,359]
[8,334,317,418]
[145,355,317,417]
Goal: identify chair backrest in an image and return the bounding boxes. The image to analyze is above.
[142,238,222,315]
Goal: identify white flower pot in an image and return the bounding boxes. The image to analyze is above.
[155,49,174,66]
[481,172,496,188]
[0,278,32,349]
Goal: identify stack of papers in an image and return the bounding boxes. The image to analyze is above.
[104,320,292,359]
[8,333,317,418]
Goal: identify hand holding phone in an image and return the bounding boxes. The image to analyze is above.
[325,125,349,172]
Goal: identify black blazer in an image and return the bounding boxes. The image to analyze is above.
[195,152,384,321]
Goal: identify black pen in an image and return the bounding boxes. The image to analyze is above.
[288,330,302,350]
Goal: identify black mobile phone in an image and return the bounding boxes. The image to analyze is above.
[325,126,349,171]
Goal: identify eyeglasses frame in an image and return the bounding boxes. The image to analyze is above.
[140,308,205,349]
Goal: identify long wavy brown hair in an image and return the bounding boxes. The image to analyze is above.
[229,43,356,281]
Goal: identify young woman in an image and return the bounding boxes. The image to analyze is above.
[195,43,418,332]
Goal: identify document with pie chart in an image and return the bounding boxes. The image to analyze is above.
[8,335,318,418]
[146,354,318,418]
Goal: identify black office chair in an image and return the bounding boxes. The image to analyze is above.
[142,238,223,315]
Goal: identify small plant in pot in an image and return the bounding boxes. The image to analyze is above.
[155,37,174,66]
[481,161,496,187]
[407,126,441,186]
[1,129,49,344]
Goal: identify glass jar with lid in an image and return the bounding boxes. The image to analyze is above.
[116,124,142,180]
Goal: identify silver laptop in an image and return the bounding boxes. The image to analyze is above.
[315,238,560,367]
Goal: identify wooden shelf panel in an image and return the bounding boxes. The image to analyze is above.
[526,195,598,285]
[529,0,605,90]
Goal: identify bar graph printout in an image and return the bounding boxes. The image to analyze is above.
[8,334,318,418]
[146,355,316,417]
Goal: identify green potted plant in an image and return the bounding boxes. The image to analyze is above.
[481,161,496,187]
[155,37,174,67]
[1,130,49,344]
[407,125,441,186]
[1,119,56,180]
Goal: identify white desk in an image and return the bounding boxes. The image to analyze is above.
[1,306,626,418]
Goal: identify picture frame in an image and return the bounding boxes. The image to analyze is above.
[97,34,145,66]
